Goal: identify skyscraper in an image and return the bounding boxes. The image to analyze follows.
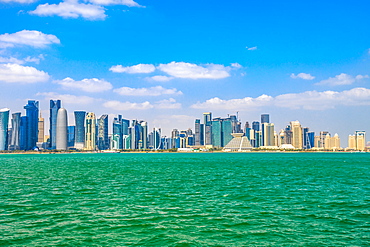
[19,116,28,150]
[85,112,96,151]
[74,111,86,149]
[203,112,212,145]
[261,114,270,124]
[49,100,61,149]
[67,126,75,147]
[9,112,21,150]
[140,121,148,149]
[0,108,10,151]
[24,100,39,150]
[38,113,44,143]
[97,114,109,150]
[290,121,303,149]
[211,118,222,147]
[113,115,123,149]
[195,119,201,146]
[262,123,275,147]
[56,108,68,150]
[222,118,233,147]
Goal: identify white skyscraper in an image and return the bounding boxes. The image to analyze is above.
[56,108,68,150]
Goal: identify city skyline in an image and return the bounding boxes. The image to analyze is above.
[1,0,370,141]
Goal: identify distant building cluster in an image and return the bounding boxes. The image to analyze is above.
[0,99,367,152]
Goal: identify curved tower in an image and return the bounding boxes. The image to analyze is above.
[0,108,10,151]
[56,108,68,150]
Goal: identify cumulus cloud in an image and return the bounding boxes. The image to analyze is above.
[55,77,113,92]
[191,95,273,110]
[154,98,181,109]
[290,73,315,80]
[37,92,95,104]
[246,46,257,51]
[158,61,230,79]
[191,88,370,111]
[109,64,155,73]
[0,63,49,83]
[113,85,182,96]
[231,63,242,68]
[103,100,153,110]
[317,73,368,86]
[30,1,106,20]
[86,0,142,6]
[0,55,44,64]
[0,0,37,3]
[148,75,173,82]
[0,30,60,48]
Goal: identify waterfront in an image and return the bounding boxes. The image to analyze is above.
[1,153,369,246]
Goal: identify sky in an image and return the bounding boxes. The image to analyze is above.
[0,0,370,143]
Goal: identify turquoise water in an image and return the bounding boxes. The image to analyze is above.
[1,153,369,246]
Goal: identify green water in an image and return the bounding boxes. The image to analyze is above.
[1,153,369,246]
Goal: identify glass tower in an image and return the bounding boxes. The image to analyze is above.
[0,108,10,151]
[49,100,61,149]
[24,100,39,150]
[74,111,86,149]
[9,112,21,150]
[97,114,109,150]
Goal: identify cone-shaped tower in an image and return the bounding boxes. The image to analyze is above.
[56,108,68,150]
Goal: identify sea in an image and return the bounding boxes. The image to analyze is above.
[1,152,369,246]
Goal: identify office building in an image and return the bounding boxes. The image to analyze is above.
[67,126,75,147]
[74,111,86,149]
[38,113,44,143]
[261,114,269,124]
[85,112,96,150]
[211,118,222,147]
[49,100,61,149]
[290,121,302,149]
[222,118,233,146]
[97,114,109,150]
[262,123,275,147]
[56,108,68,150]
[8,112,21,150]
[0,108,10,151]
[203,112,212,145]
[24,100,39,150]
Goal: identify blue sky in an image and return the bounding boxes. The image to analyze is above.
[1,0,370,143]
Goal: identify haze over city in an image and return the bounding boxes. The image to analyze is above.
[1,0,370,141]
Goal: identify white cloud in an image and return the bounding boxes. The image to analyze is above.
[37,92,95,104]
[113,85,182,96]
[158,61,230,79]
[0,55,44,64]
[0,30,60,48]
[86,0,141,6]
[290,73,315,80]
[246,46,257,51]
[317,73,368,86]
[103,100,153,110]
[154,98,181,109]
[109,64,155,73]
[55,77,113,92]
[0,63,49,83]
[148,75,173,82]
[0,0,37,3]
[191,88,370,111]
[30,1,106,20]
[191,95,273,110]
[231,63,242,68]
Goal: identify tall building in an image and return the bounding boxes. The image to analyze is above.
[9,112,21,150]
[262,123,275,147]
[252,121,260,147]
[38,113,44,143]
[348,131,366,151]
[324,133,340,150]
[140,121,148,149]
[290,121,303,149]
[203,112,212,145]
[261,114,270,124]
[74,111,86,149]
[85,112,96,150]
[49,100,61,149]
[0,108,10,151]
[97,114,109,150]
[67,126,75,147]
[19,116,28,150]
[56,108,68,150]
[211,118,222,147]
[222,118,233,146]
[113,115,123,149]
[195,119,201,146]
[24,100,39,150]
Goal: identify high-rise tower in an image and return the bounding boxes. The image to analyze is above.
[9,112,21,150]
[38,113,44,143]
[85,112,96,150]
[49,100,61,149]
[97,114,109,150]
[203,112,212,145]
[56,108,68,150]
[24,100,39,150]
[74,111,86,149]
[290,121,303,149]
[0,108,10,151]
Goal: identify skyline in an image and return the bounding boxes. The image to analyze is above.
[1,0,370,140]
